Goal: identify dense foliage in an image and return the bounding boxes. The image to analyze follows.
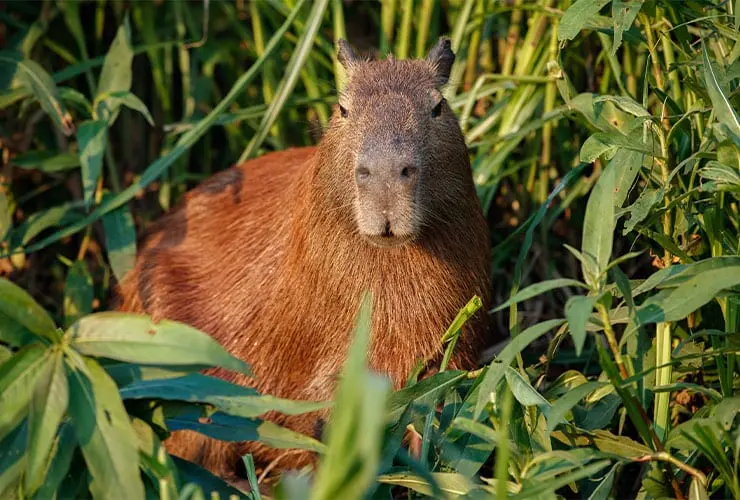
[2,0,740,498]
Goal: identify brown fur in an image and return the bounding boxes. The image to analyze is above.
[114,39,491,481]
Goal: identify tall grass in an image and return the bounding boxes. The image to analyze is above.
[1,0,740,498]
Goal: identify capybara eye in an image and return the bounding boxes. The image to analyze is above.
[340,105,349,118]
[432,99,444,118]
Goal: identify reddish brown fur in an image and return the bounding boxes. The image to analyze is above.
[115,39,491,481]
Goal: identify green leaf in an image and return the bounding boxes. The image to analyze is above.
[588,463,618,500]
[66,312,252,375]
[0,278,58,342]
[635,266,740,325]
[101,90,154,126]
[0,190,10,241]
[10,201,85,248]
[170,456,248,499]
[546,381,607,435]
[688,477,709,500]
[101,204,137,283]
[377,472,481,498]
[30,423,77,500]
[558,0,612,41]
[64,260,94,328]
[77,120,108,209]
[67,357,144,500]
[517,460,612,499]
[25,350,68,494]
[120,373,329,418]
[387,370,467,422]
[703,42,740,138]
[96,17,133,103]
[492,279,587,313]
[475,319,566,418]
[582,149,642,287]
[12,150,80,172]
[612,1,642,54]
[699,161,740,187]
[257,420,326,453]
[0,51,75,136]
[565,295,597,356]
[0,420,28,498]
[505,366,551,409]
[0,344,51,439]
[580,130,658,164]
[449,416,499,445]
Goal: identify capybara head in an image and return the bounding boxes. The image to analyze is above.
[319,38,472,248]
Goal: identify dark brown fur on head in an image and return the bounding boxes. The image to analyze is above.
[115,37,491,482]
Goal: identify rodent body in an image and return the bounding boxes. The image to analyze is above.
[115,38,491,480]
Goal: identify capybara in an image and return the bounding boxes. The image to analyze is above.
[115,37,491,481]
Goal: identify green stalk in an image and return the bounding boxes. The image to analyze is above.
[653,128,674,442]
[500,0,523,77]
[380,0,397,55]
[250,0,283,146]
[396,0,413,59]
[538,14,559,203]
[332,0,347,90]
[414,0,435,58]
[464,0,485,88]
[494,386,514,499]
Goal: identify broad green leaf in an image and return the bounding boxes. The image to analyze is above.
[0,278,58,342]
[0,51,75,136]
[582,149,642,286]
[387,370,467,422]
[558,0,612,41]
[590,429,651,458]
[449,416,498,445]
[593,95,650,117]
[565,295,597,355]
[569,93,633,134]
[621,188,662,235]
[26,350,68,494]
[12,150,80,172]
[588,463,618,500]
[30,422,77,500]
[546,381,606,434]
[703,42,740,138]
[699,161,740,187]
[257,420,325,453]
[10,201,85,248]
[688,477,709,500]
[101,204,137,283]
[0,420,28,498]
[0,190,10,241]
[77,120,108,209]
[100,90,154,126]
[517,460,612,499]
[66,312,252,375]
[612,1,642,53]
[377,472,481,498]
[491,279,587,313]
[635,267,740,325]
[67,358,144,500]
[119,373,329,418]
[475,319,566,418]
[96,17,133,103]
[0,344,51,439]
[64,260,93,328]
[580,130,658,164]
[505,366,551,409]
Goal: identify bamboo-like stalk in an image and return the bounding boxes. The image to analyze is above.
[414,0,435,58]
[396,0,413,59]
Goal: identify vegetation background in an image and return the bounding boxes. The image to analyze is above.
[1,0,740,498]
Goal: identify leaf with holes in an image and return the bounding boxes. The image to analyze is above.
[77,120,108,210]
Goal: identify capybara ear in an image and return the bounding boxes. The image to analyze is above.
[337,39,361,71]
[426,37,455,86]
